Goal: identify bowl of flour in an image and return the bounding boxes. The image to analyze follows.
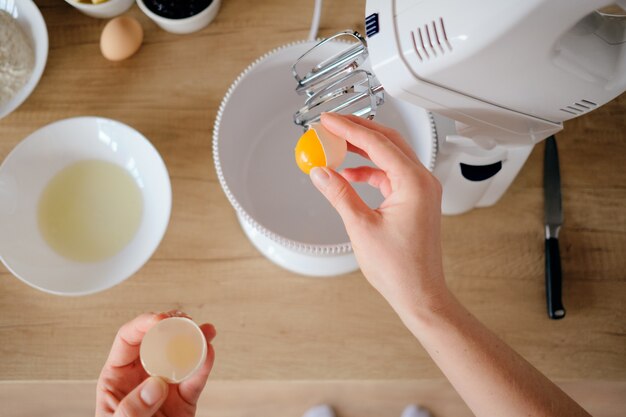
[0,0,48,120]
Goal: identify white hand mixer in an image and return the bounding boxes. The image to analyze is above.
[293,0,626,215]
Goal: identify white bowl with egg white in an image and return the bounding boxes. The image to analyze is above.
[0,117,172,296]
[0,0,48,120]
[64,0,135,19]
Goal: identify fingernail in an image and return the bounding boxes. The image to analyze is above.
[141,377,167,406]
[310,167,330,188]
[321,112,342,122]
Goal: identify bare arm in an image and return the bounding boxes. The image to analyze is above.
[311,112,591,417]
[401,291,590,417]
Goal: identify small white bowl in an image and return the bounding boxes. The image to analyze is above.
[0,0,48,120]
[137,0,221,34]
[213,41,438,277]
[64,0,134,19]
[0,117,171,296]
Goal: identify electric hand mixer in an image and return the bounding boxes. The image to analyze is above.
[293,0,626,215]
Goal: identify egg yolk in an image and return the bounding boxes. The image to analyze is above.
[295,129,326,174]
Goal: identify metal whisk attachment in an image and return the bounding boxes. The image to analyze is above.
[292,31,385,128]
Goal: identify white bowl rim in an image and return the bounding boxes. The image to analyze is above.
[63,0,132,10]
[136,0,220,24]
[0,116,172,296]
[0,0,48,120]
[212,39,438,257]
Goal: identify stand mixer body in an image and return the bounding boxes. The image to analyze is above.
[368,0,626,214]
[296,0,626,214]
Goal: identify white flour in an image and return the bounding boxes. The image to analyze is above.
[0,10,35,108]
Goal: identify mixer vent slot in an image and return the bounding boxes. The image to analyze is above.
[365,13,380,37]
[559,99,597,116]
[410,17,452,61]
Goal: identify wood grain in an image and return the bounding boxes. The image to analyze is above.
[0,0,624,382]
[2,380,625,417]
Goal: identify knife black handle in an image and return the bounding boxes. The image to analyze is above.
[545,237,566,320]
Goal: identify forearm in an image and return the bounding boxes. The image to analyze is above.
[398,288,591,417]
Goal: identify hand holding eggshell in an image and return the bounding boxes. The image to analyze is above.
[95,312,216,417]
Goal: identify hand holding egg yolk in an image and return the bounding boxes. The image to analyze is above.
[295,122,347,174]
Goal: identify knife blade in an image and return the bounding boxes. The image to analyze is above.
[543,135,566,320]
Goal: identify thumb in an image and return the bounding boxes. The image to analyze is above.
[310,167,371,225]
[113,377,168,417]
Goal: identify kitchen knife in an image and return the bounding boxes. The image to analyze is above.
[543,135,566,320]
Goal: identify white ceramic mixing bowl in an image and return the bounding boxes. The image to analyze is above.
[0,117,171,295]
[0,0,48,120]
[213,41,437,277]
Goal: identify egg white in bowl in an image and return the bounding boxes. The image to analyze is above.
[0,117,171,296]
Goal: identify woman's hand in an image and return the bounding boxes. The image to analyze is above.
[311,113,592,417]
[310,113,447,317]
[95,311,216,417]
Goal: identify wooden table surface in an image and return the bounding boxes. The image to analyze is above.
[0,0,624,382]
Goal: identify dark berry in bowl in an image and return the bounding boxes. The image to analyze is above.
[142,0,214,19]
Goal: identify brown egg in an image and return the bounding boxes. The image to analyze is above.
[100,16,143,61]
